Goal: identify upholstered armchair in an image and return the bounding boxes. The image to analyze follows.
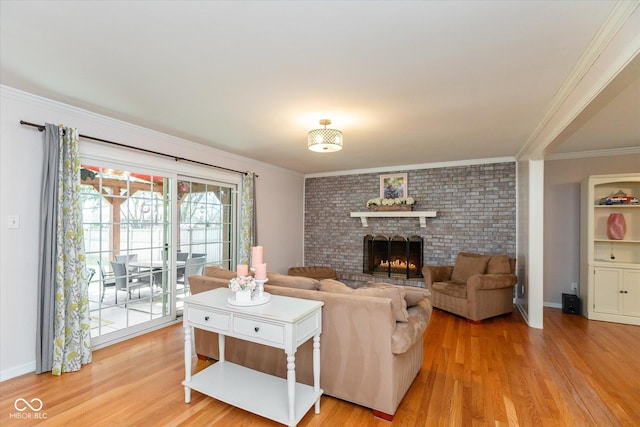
[421,252,517,323]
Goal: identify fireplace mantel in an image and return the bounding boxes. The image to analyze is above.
[350,211,437,227]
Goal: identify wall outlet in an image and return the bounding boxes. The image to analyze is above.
[571,282,578,291]
[8,215,19,229]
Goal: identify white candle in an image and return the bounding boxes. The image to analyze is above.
[255,263,267,280]
[237,264,249,277]
[252,246,264,268]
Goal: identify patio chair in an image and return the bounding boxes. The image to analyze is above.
[177,252,189,279]
[177,256,206,296]
[115,254,139,273]
[97,260,117,302]
[111,261,151,305]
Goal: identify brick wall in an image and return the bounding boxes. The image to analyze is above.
[304,162,516,277]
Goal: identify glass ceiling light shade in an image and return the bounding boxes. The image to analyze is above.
[307,119,343,152]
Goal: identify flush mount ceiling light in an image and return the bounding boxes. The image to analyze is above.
[307,119,343,152]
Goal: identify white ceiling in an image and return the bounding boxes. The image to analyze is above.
[1,1,638,174]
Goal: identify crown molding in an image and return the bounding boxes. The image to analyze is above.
[304,156,516,179]
[546,146,640,161]
[517,0,640,160]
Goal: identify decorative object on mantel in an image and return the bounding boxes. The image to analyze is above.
[607,213,626,240]
[367,197,416,211]
[380,173,408,198]
[307,119,343,152]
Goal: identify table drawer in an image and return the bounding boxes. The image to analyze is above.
[233,316,285,345]
[187,307,230,332]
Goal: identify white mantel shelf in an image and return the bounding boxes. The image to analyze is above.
[350,211,437,227]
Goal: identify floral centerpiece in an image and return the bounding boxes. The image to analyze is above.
[367,197,416,211]
[229,275,257,302]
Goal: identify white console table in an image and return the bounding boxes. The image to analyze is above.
[183,287,324,427]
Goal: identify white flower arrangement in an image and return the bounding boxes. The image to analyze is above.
[367,197,416,207]
[229,275,257,292]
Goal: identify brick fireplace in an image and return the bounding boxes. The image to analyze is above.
[303,162,516,286]
[363,235,423,279]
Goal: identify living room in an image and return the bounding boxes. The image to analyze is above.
[1,1,639,425]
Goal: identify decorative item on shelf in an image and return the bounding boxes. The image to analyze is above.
[367,197,416,211]
[598,190,639,205]
[607,213,627,240]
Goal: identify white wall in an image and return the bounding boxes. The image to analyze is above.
[543,154,640,306]
[0,86,305,380]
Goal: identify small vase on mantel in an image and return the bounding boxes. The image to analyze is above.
[607,213,626,240]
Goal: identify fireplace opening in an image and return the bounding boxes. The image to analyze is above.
[363,235,423,279]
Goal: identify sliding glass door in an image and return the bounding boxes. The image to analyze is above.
[176,176,236,311]
[80,165,174,345]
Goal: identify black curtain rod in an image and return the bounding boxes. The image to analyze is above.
[20,120,255,177]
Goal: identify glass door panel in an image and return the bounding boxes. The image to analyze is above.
[176,177,236,311]
[80,165,174,344]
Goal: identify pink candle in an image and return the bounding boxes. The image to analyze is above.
[255,263,267,280]
[252,246,264,268]
[237,264,249,277]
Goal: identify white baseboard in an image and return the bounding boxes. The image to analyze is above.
[544,302,562,309]
[1,361,35,382]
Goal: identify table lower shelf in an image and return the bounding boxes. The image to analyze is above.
[183,361,323,426]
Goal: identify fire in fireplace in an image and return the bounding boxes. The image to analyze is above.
[363,235,423,279]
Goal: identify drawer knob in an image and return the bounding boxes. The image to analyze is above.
[254,326,260,332]
[204,316,210,321]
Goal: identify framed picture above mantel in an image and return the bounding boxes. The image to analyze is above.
[380,173,407,199]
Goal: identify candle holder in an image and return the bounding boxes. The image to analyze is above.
[255,278,268,300]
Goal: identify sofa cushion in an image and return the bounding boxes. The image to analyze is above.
[267,272,319,290]
[487,255,511,274]
[366,282,431,307]
[288,266,337,280]
[318,279,353,293]
[204,266,238,280]
[319,279,409,322]
[432,281,467,298]
[451,252,490,283]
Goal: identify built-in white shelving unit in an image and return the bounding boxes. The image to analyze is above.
[580,173,640,326]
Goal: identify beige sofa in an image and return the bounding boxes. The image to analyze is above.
[188,266,433,420]
[421,252,517,323]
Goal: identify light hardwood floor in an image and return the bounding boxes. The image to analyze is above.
[1,307,638,426]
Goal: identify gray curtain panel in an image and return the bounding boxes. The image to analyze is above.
[35,123,60,374]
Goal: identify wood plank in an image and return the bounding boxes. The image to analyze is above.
[1,307,639,426]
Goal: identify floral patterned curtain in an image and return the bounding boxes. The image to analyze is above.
[238,172,257,265]
[36,124,91,375]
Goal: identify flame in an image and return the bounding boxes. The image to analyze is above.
[378,260,417,270]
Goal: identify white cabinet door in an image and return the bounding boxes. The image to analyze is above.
[594,267,623,315]
[623,269,640,318]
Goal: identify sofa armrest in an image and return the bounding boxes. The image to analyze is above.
[467,273,517,291]
[190,274,229,295]
[421,265,453,289]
